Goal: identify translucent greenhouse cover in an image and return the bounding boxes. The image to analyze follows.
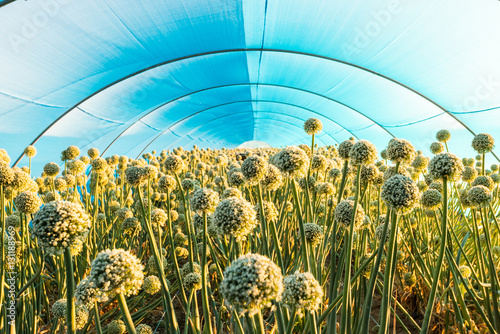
[1,0,500,173]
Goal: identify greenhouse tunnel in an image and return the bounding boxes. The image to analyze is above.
[1,0,500,173]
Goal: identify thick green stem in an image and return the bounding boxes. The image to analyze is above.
[378,212,399,334]
[256,183,270,256]
[202,212,213,334]
[64,248,76,334]
[137,187,179,333]
[94,301,103,334]
[340,165,362,334]
[420,177,448,334]
[291,179,311,271]
[117,293,136,334]
[359,162,399,334]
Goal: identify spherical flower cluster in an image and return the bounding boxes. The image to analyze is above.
[282,271,323,315]
[65,145,81,160]
[183,272,202,291]
[121,217,141,235]
[75,276,108,307]
[315,182,334,196]
[338,139,355,160]
[471,176,494,190]
[51,298,67,318]
[491,173,500,184]
[86,147,99,159]
[411,155,429,171]
[334,200,365,228]
[151,209,168,227]
[44,162,60,177]
[164,155,186,174]
[241,155,268,185]
[214,176,227,187]
[429,181,443,193]
[303,223,323,245]
[360,164,380,184]
[213,197,257,240]
[272,146,310,177]
[222,187,242,199]
[215,154,228,165]
[229,171,245,187]
[181,178,196,192]
[136,324,153,334]
[51,299,89,330]
[68,159,86,174]
[143,275,161,295]
[328,168,341,179]
[349,140,378,165]
[0,164,14,186]
[24,145,37,158]
[386,138,416,165]
[158,175,176,192]
[115,208,133,222]
[141,165,158,180]
[91,157,107,172]
[420,189,442,209]
[303,118,323,135]
[436,129,451,142]
[430,142,444,155]
[191,188,219,214]
[87,249,144,297]
[108,320,126,334]
[311,154,327,171]
[298,175,316,191]
[428,153,464,181]
[467,185,492,207]
[459,189,472,208]
[147,255,169,275]
[6,214,20,229]
[221,253,283,315]
[32,201,91,254]
[14,191,42,214]
[381,175,419,214]
[462,166,478,182]
[125,166,145,187]
[255,201,279,222]
[472,133,495,154]
[54,177,67,191]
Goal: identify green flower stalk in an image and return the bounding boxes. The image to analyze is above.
[420,152,464,334]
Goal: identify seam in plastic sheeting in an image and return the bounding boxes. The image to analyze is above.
[382,112,445,128]
[451,106,500,115]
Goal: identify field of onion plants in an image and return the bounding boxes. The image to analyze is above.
[1,118,500,334]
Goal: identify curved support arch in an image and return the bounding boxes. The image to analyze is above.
[120,100,336,158]
[167,115,322,156]
[103,98,354,156]
[98,82,392,157]
[136,109,335,158]
[14,48,497,164]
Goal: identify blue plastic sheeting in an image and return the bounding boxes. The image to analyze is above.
[1,0,500,173]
